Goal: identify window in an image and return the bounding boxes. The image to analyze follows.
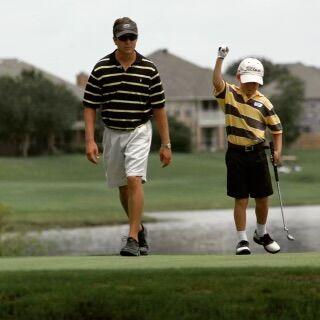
[201,100,218,111]
[174,110,180,117]
[185,109,192,118]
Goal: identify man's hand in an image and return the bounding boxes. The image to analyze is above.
[217,45,229,59]
[160,146,172,167]
[86,140,100,164]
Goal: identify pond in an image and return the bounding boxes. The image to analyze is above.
[14,205,319,256]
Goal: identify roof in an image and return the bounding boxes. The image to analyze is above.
[0,58,83,99]
[249,63,320,100]
[2,55,319,101]
[147,49,235,99]
[148,50,320,100]
[286,63,320,99]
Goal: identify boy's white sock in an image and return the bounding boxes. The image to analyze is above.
[237,231,248,242]
[256,223,267,237]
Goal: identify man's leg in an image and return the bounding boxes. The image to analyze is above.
[127,176,144,241]
[119,184,143,233]
[119,185,129,216]
[119,176,144,256]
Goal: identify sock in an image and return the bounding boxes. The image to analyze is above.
[237,231,248,242]
[256,223,267,237]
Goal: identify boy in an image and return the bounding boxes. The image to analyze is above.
[212,46,283,255]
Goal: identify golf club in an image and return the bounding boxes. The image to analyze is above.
[269,142,295,241]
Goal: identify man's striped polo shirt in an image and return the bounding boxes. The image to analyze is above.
[83,51,165,130]
[214,82,283,146]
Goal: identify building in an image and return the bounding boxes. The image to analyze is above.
[0,58,83,99]
[148,50,320,150]
[286,63,320,148]
[2,55,320,151]
[148,49,232,151]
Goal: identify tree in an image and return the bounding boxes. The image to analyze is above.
[226,57,289,85]
[151,116,192,152]
[0,70,80,156]
[225,58,305,146]
[271,74,305,146]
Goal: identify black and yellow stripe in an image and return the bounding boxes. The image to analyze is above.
[83,51,165,130]
[214,82,282,146]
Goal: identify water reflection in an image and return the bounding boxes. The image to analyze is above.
[20,205,320,255]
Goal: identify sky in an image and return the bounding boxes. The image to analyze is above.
[1,0,320,83]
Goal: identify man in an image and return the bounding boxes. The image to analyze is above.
[212,46,283,255]
[83,17,172,256]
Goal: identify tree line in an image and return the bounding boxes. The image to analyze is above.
[0,60,304,156]
[0,70,80,156]
[0,70,191,156]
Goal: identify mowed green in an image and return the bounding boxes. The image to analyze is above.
[0,253,319,320]
[0,149,319,230]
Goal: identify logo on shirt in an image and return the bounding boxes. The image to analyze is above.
[254,101,263,108]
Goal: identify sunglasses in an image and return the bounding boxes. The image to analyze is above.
[117,34,137,42]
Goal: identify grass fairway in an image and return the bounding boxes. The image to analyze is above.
[0,150,320,230]
[0,253,319,319]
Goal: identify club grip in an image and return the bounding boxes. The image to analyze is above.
[269,141,279,181]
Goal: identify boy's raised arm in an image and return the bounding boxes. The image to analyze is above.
[213,46,229,93]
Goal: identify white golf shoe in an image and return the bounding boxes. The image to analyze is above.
[253,231,280,254]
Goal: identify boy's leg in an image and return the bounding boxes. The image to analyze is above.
[253,196,280,254]
[234,198,251,255]
[255,196,268,236]
[234,198,249,232]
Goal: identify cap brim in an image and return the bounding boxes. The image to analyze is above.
[115,30,138,38]
[240,74,263,85]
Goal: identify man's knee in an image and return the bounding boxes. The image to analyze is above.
[127,176,142,187]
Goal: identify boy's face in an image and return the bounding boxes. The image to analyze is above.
[241,82,259,97]
[237,75,259,98]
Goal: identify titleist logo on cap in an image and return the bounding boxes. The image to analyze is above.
[245,66,261,72]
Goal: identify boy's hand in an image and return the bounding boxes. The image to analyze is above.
[217,46,229,59]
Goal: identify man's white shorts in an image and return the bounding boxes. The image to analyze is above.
[102,121,152,188]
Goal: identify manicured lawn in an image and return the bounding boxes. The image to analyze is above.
[0,150,319,230]
[0,253,319,320]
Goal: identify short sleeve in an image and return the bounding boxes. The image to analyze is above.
[149,67,165,109]
[83,67,103,109]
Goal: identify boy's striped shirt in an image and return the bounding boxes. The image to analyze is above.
[83,51,165,130]
[214,82,283,146]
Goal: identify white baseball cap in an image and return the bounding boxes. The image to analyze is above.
[237,58,264,85]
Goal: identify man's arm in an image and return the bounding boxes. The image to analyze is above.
[213,46,229,93]
[153,108,172,167]
[84,107,99,164]
[272,133,283,165]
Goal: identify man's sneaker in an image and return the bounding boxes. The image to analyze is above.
[253,231,280,254]
[120,237,140,256]
[138,224,149,256]
[236,240,251,255]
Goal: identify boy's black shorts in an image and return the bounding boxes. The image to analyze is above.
[225,148,273,199]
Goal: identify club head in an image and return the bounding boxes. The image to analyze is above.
[287,234,295,241]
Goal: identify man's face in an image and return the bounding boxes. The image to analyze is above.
[240,81,259,98]
[114,34,137,54]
